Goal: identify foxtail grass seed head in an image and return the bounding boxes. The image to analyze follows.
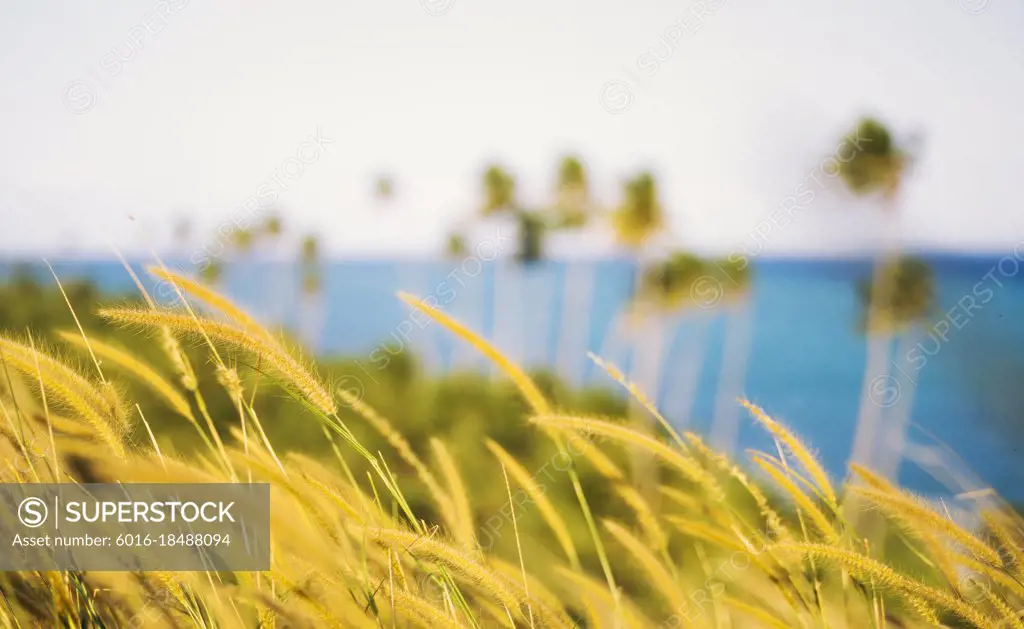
[99,307,336,415]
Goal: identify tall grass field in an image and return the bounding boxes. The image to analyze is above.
[0,266,1021,628]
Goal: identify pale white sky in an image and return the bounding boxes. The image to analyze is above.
[1,0,1022,257]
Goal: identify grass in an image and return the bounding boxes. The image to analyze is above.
[0,267,1022,627]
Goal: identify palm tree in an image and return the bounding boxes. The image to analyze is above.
[445,231,468,258]
[374,174,435,371]
[552,155,599,387]
[608,171,666,397]
[262,213,283,241]
[230,227,256,259]
[173,217,192,259]
[514,209,553,368]
[606,172,669,508]
[554,155,589,228]
[442,227,478,372]
[260,212,287,325]
[200,259,223,290]
[515,211,546,264]
[627,249,705,510]
[856,256,934,480]
[374,175,395,203]
[708,258,754,454]
[298,234,323,349]
[481,165,516,216]
[633,251,708,422]
[836,118,915,474]
[479,163,526,372]
[612,172,664,251]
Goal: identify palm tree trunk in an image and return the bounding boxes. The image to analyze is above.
[399,259,440,373]
[709,299,753,453]
[299,291,322,350]
[664,313,709,427]
[873,327,921,481]
[491,261,523,378]
[632,316,666,405]
[628,313,664,510]
[448,265,484,373]
[621,255,662,507]
[625,254,648,415]
[848,326,894,470]
[555,258,596,387]
[848,200,900,472]
[523,262,555,369]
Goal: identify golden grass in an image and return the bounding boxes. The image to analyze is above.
[0,278,1020,629]
[850,485,1002,565]
[484,438,581,569]
[57,330,195,423]
[780,543,996,628]
[0,336,127,458]
[99,307,335,415]
[742,399,838,510]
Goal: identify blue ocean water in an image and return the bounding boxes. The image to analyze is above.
[3,254,1023,499]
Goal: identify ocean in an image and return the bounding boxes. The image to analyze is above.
[4,254,1023,500]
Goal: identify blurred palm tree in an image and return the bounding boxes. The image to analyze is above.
[263,213,283,239]
[230,227,256,258]
[200,259,223,289]
[634,251,706,313]
[260,212,286,325]
[837,117,917,475]
[856,256,935,480]
[173,217,192,258]
[612,172,664,251]
[441,228,476,371]
[375,175,395,202]
[708,258,754,453]
[374,173,427,365]
[445,231,468,258]
[552,156,598,386]
[554,155,589,228]
[610,172,666,398]
[514,209,553,368]
[479,163,527,370]
[629,249,706,509]
[515,211,546,265]
[481,165,516,216]
[298,234,323,349]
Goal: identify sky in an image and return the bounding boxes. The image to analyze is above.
[0,0,1022,258]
